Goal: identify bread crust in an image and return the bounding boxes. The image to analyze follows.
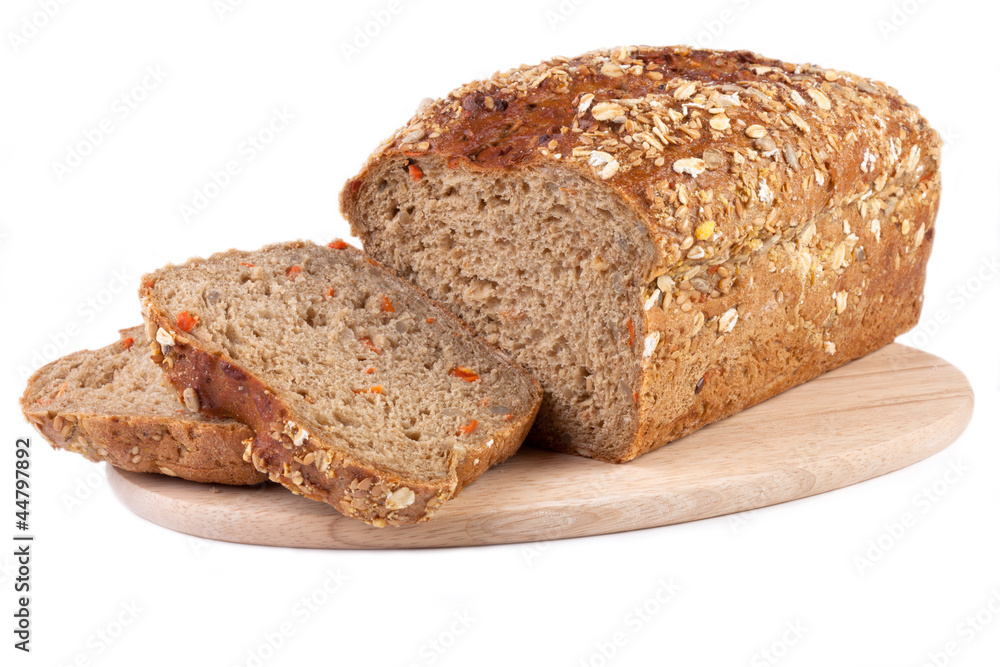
[630,178,935,462]
[140,243,541,526]
[21,332,265,485]
[341,45,941,462]
[22,411,265,485]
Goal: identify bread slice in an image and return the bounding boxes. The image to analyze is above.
[139,240,542,526]
[20,327,265,485]
[340,45,940,462]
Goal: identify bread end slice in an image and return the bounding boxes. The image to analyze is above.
[20,327,266,485]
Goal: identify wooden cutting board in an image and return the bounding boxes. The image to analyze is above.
[108,344,973,549]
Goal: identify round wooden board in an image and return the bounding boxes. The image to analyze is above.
[108,344,973,549]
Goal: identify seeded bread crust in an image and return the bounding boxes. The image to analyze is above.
[20,328,265,485]
[139,242,541,526]
[341,45,941,462]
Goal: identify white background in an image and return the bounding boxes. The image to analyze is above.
[2,0,998,665]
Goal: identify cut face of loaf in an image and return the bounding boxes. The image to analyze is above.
[139,241,541,526]
[20,327,265,485]
[348,161,652,461]
[341,45,942,462]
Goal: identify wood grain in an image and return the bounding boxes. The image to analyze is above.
[107,344,973,549]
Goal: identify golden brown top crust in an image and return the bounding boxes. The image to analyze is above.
[352,45,941,278]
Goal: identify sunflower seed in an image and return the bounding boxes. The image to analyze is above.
[703,149,726,170]
[718,308,739,334]
[673,82,697,100]
[806,88,832,110]
[182,387,200,413]
[691,277,712,294]
[834,291,848,314]
[782,143,799,169]
[754,135,777,152]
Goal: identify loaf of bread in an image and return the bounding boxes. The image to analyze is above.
[341,45,941,462]
[20,327,265,485]
[140,241,542,525]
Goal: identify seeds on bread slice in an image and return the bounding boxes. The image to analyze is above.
[20,327,265,485]
[139,240,542,526]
